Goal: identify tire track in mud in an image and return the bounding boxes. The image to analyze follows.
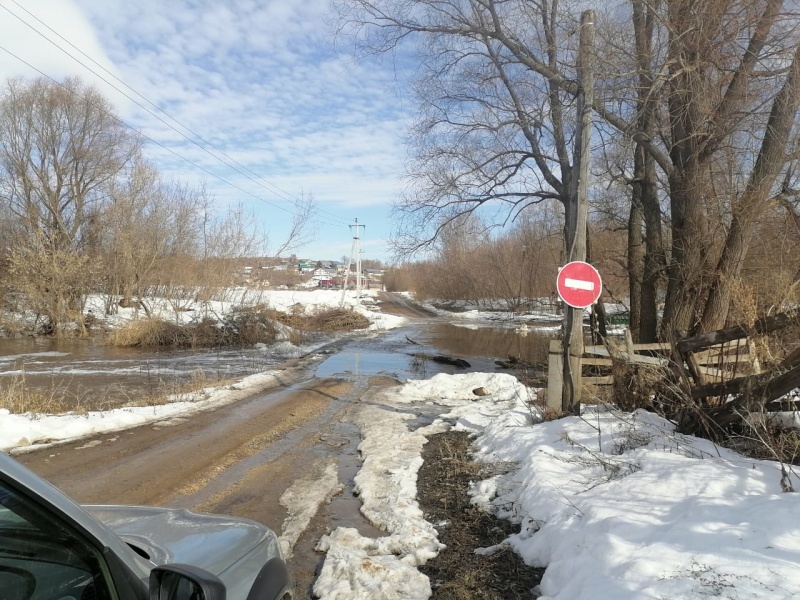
[17,355,412,598]
[167,379,353,505]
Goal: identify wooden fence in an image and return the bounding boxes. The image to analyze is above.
[547,308,800,422]
[546,333,761,410]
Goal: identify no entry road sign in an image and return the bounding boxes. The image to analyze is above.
[557,261,602,308]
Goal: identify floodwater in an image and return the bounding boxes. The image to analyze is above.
[0,321,554,410]
[0,336,289,410]
[315,322,553,381]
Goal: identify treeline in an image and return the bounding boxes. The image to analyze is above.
[337,0,800,342]
[385,205,800,319]
[0,77,300,336]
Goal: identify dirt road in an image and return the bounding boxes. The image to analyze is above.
[376,291,439,319]
[18,368,402,597]
[16,293,435,598]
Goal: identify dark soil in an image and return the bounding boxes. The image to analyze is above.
[417,431,544,599]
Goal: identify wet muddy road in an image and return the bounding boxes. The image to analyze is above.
[14,293,548,598]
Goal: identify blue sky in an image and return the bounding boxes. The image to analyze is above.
[0,0,414,263]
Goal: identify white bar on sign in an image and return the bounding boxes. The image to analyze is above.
[564,278,594,291]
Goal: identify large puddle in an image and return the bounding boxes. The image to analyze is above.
[315,323,553,381]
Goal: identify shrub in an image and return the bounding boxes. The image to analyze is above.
[0,376,73,414]
[109,318,193,347]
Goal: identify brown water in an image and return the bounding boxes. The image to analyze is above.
[315,322,553,382]
[424,323,553,365]
[0,322,555,411]
[0,336,287,410]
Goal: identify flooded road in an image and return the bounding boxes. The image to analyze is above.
[0,336,307,409]
[0,302,553,409]
[11,293,556,598]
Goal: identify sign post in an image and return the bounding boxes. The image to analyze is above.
[557,261,602,414]
[559,10,595,415]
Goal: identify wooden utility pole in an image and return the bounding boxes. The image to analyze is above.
[352,219,365,297]
[562,10,595,414]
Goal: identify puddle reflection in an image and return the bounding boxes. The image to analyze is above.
[423,323,554,365]
[315,322,554,381]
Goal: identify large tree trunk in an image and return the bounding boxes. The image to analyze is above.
[700,44,800,331]
[631,0,663,343]
[662,164,710,337]
[627,188,644,340]
[660,0,713,337]
[640,157,662,342]
[628,153,662,344]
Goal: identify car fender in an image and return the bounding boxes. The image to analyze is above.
[246,557,293,600]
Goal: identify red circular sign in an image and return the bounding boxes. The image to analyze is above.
[557,261,602,308]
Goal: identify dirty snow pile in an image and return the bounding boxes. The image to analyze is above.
[315,372,800,600]
[0,370,287,451]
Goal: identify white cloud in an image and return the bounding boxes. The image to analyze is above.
[0,0,414,260]
[0,0,130,107]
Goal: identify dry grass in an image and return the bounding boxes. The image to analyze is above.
[268,307,370,333]
[110,307,280,348]
[125,369,217,407]
[110,318,193,347]
[733,427,800,466]
[0,375,75,414]
[541,406,564,421]
[111,306,369,349]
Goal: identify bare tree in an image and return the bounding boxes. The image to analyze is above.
[98,159,199,314]
[335,0,800,338]
[269,192,318,260]
[7,236,95,335]
[0,76,141,333]
[0,76,141,253]
[373,0,583,257]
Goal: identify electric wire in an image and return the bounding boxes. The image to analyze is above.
[0,43,344,228]
[0,1,352,228]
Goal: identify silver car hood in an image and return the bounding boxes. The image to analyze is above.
[84,505,276,577]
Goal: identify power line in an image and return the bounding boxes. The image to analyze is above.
[0,43,344,228]
[0,1,352,228]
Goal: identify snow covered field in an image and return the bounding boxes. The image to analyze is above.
[3,290,800,598]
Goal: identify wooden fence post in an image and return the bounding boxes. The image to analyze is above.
[548,339,564,412]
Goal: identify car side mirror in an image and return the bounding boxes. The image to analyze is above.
[150,564,226,600]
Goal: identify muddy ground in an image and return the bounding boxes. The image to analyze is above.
[418,431,543,598]
[15,293,543,598]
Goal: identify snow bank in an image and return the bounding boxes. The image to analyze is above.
[0,370,286,452]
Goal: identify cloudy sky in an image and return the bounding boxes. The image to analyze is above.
[0,0,414,262]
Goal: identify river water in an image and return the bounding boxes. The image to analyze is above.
[0,337,292,410]
[0,321,554,411]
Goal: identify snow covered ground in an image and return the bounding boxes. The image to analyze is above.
[3,289,800,598]
[4,368,799,598]
[314,373,800,600]
[81,288,406,333]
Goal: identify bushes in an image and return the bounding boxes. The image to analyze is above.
[221,306,278,345]
[110,318,193,347]
[306,308,371,332]
[268,307,370,333]
[109,306,369,348]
